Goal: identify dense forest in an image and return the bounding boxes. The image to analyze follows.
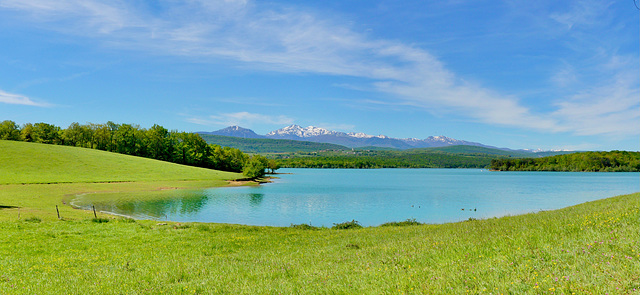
[271,149,497,169]
[0,120,271,178]
[490,151,640,172]
[198,134,348,153]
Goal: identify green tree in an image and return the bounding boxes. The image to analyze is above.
[147,124,171,161]
[63,122,83,147]
[114,124,145,156]
[20,123,34,142]
[0,120,21,140]
[220,147,248,173]
[243,156,267,179]
[32,122,61,144]
[267,159,280,174]
[91,123,111,150]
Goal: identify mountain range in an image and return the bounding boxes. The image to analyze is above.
[199,125,513,151]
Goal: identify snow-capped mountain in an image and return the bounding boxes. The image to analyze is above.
[263,125,495,150]
[201,124,517,150]
[266,125,339,138]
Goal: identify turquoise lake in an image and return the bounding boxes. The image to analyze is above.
[74,169,640,227]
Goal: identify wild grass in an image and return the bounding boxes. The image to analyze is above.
[0,193,637,294]
[0,140,638,294]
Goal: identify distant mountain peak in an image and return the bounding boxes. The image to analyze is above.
[202,126,264,139]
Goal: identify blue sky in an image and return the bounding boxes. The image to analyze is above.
[0,0,638,151]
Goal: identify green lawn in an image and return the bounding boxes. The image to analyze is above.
[0,140,638,294]
[0,140,240,184]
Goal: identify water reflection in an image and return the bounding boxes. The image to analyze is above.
[72,169,640,226]
[87,190,210,219]
[249,193,264,206]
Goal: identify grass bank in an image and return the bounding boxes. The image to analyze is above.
[0,140,244,221]
[0,140,638,294]
[1,193,637,294]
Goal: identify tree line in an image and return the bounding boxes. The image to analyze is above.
[272,150,495,169]
[0,120,277,179]
[490,151,640,172]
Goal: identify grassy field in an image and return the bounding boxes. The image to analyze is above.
[0,140,243,221]
[0,140,240,184]
[0,140,638,294]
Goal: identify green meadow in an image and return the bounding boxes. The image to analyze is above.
[0,140,638,294]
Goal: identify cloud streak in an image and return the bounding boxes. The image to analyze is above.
[1,0,636,137]
[0,89,49,107]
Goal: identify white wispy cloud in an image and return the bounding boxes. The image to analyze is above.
[552,68,640,137]
[0,89,49,107]
[1,0,636,138]
[187,112,294,128]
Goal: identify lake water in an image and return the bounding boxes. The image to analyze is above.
[73,169,639,227]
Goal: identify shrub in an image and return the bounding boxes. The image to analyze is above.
[91,218,110,223]
[332,220,362,230]
[380,218,422,227]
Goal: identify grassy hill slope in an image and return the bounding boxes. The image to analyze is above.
[0,140,240,184]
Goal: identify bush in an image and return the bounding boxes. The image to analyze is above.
[332,220,362,230]
[91,218,110,223]
[380,218,422,227]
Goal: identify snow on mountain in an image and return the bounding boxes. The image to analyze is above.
[267,125,339,138]
[205,124,510,150]
[347,132,374,139]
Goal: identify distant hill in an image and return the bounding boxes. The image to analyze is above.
[198,134,349,153]
[415,146,545,157]
[199,126,264,139]
[271,146,501,169]
[269,145,586,169]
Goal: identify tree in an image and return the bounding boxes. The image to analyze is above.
[91,123,111,151]
[179,133,210,167]
[243,156,267,179]
[267,159,280,174]
[147,124,171,161]
[20,123,34,142]
[221,146,248,172]
[0,120,20,140]
[63,122,83,147]
[32,122,61,144]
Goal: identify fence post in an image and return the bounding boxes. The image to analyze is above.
[56,205,60,219]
